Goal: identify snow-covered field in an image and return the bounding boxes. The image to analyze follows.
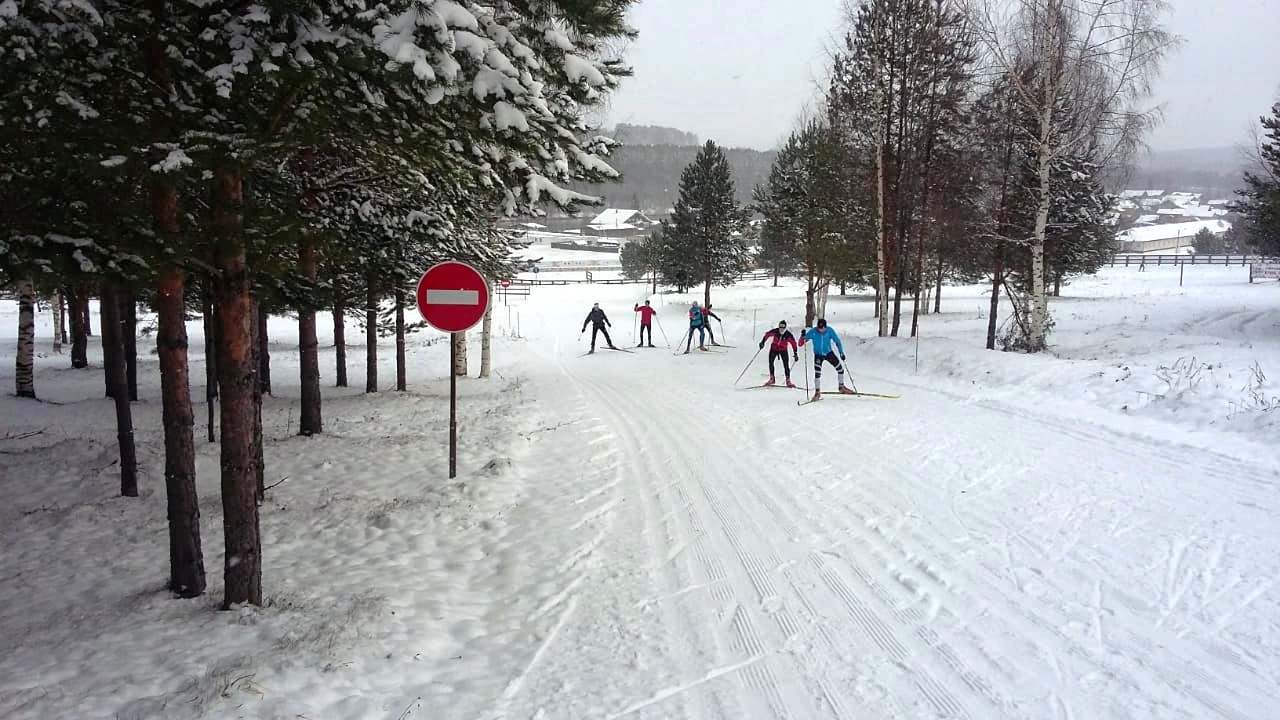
[1,266,1278,719]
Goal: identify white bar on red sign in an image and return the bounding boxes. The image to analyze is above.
[425,289,481,305]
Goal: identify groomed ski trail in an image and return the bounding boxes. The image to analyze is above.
[488,290,1280,719]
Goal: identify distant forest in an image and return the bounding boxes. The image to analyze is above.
[563,124,775,214]
[1124,145,1250,198]
[556,125,1252,218]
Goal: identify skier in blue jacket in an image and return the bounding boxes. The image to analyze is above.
[799,318,854,400]
[683,301,708,353]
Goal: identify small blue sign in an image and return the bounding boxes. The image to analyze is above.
[532,266,540,274]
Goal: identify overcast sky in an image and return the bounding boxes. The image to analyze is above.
[606,0,1280,152]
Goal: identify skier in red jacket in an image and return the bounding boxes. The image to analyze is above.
[758,320,799,387]
[634,300,657,347]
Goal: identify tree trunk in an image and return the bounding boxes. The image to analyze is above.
[210,164,262,609]
[145,4,206,590]
[298,234,322,436]
[52,290,64,354]
[101,283,139,497]
[986,244,1003,350]
[395,288,407,391]
[68,287,88,368]
[479,289,493,379]
[365,279,378,393]
[1053,272,1062,298]
[816,280,830,321]
[910,232,926,338]
[82,294,92,337]
[123,289,138,401]
[156,264,206,597]
[452,332,468,376]
[890,266,905,337]
[333,282,348,388]
[1027,0,1061,354]
[15,279,36,398]
[249,299,265,505]
[804,270,817,327]
[875,141,889,337]
[772,265,779,288]
[57,290,68,345]
[703,269,712,310]
[933,254,944,314]
[256,304,271,396]
[202,286,218,443]
[102,287,121,399]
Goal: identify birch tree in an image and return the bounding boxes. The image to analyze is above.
[972,0,1173,351]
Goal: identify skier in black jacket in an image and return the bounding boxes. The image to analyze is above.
[580,303,616,353]
[704,304,723,346]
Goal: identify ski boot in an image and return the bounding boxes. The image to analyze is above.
[698,345,708,351]
[838,384,856,395]
[786,379,796,388]
[811,389,822,401]
[763,375,776,386]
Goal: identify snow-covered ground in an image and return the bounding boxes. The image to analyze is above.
[1,266,1278,719]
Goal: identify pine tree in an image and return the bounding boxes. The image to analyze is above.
[1231,101,1280,254]
[757,121,867,325]
[664,140,747,307]
[1192,227,1224,254]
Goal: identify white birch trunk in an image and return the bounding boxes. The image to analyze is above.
[452,331,468,377]
[16,279,36,398]
[52,290,64,354]
[479,288,492,379]
[1027,0,1062,353]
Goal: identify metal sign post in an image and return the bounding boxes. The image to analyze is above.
[415,261,491,479]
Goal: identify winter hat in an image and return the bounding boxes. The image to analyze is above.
[816,318,827,329]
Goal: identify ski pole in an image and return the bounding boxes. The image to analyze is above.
[672,328,690,355]
[802,341,810,396]
[655,314,672,348]
[733,345,764,386]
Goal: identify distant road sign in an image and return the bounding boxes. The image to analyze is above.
[415,261,490,333]
[532,266,540,274]
[500,278,512,288]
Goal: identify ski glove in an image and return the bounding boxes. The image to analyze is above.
[759,341,765,349]
[840,354,846,360]
[793,354,799,362]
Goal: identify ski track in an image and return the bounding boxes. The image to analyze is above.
[490,299,1278,719]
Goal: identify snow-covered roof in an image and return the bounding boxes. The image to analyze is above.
[1135,214,1160,225]
[587,208,654,229]
[1206,198,1231,206]
[1116,219,1231,244]
[1156,206,1226,219]
[1121,189,1165,198]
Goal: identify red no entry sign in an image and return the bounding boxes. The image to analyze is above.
[500,278,511,288]
[416,261,490,333]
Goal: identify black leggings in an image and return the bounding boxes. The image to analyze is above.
[813,351,844,388]
[590,324,612,349]
[768,349,791,377]
[639,324,652,344]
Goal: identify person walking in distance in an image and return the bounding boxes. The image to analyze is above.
[634,300,657,347]
[799,318,853,400]
[684,301,708,353]
[704,304,723,346]
[580,302,616,353]
[758,320,799,387]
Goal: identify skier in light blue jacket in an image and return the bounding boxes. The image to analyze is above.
[799,318,854,400]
